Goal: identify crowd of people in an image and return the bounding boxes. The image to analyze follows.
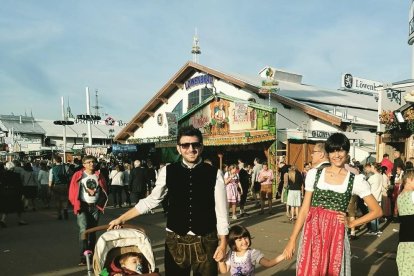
[0,126,413,275]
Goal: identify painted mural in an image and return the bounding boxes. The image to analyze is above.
[188,99,270,136]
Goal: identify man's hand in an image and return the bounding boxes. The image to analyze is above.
[213,245,226,262]
[107,218,123,230]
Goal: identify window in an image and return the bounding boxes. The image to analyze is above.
[172,100,183,117]
[188,90,200,109]
[201,87,213,101]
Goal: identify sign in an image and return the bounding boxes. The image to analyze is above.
[185,74,213,90]
[104,117,116,126]
[309,130,333,139]
[74,118,127,126]
[112,144,137,153]
[157,113,163,126]
[234,102,248,122]
[165,112,178,137]
[341,73,383,94]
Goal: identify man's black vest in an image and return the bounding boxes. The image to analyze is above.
[166,161,217,236]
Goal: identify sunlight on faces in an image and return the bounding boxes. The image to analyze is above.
[234,236,250,252]
[176,136,203,164]
[120,256,141,272]
[311,146,323,166]
[328,149,347,167]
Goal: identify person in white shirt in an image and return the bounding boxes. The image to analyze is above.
[367,163,383,235]
[108,126,229,276]
[109,164,124,208]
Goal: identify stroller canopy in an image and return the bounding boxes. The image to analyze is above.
[93,228,156,275]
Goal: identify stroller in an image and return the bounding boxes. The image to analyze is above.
[82,224,160,276]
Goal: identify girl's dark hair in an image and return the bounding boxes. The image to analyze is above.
[381,166,387,175]
[325,133,350,154]
[228,225,251,251]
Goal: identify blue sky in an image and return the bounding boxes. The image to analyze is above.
[0,1,411,121]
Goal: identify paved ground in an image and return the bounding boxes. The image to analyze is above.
[0,198,399,275]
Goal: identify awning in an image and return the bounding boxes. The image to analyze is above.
[154,131,275,148]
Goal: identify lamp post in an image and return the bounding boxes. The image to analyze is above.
[53,97,74,163]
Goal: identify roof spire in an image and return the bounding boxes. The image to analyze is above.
[66,98,74,119]
[191,28,201,63]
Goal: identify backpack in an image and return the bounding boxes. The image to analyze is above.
[52,164,69,185]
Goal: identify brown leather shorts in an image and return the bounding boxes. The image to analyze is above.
[260,184,273,199]
[165,231,218,269]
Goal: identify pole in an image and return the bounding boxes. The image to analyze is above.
[61,97,67,163]
[86,87,92,146]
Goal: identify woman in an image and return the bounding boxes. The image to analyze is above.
[286,166,303,221]
[123,163,132,207]
[21,162,39,211]
[392,165,404,219]
[225,164,242,220]
[0,162,27,227]
[283,133,382,276]
[396,170,414,276]
[37,161,50,208]
[380,166,391,219]
[109,164,124,208]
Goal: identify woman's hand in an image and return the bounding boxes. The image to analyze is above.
[283,239,296,260]
[336,212,348,227]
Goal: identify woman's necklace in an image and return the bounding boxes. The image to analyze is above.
[328,168,343,177]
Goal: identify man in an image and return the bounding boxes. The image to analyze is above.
[109,126,229,276]
[258,163,274,214]
[49,156,70,220]
[146,160,157,194]
[68,155,108,266]
[311,143,330,169]
[380,153,393,176]
[391,150,404,185]
[129,160,147,204]
[250,157,262,206]
[238,163,250,217]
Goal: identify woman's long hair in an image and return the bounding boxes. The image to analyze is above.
[288,166,297,183]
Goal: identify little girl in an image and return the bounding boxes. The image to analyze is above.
[218,225,284,275]
[225,165,243,220]
[396,170,414,276]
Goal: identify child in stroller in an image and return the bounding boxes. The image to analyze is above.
[82,224,159,276]
[107,251,149,275]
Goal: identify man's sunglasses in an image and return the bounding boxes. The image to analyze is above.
[178,142,203,149]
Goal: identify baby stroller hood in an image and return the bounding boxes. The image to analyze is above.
[93,228,156,275]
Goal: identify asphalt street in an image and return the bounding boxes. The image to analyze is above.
[0,198,399,276]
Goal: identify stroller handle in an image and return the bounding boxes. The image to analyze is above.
[81,224,146,240]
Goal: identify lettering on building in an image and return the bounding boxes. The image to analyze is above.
[185,74,213,90]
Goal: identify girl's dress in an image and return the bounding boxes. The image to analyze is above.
[225,248,264,276]
[226,174,240,203]
[296,168,371,276]
[396,190,414,276]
